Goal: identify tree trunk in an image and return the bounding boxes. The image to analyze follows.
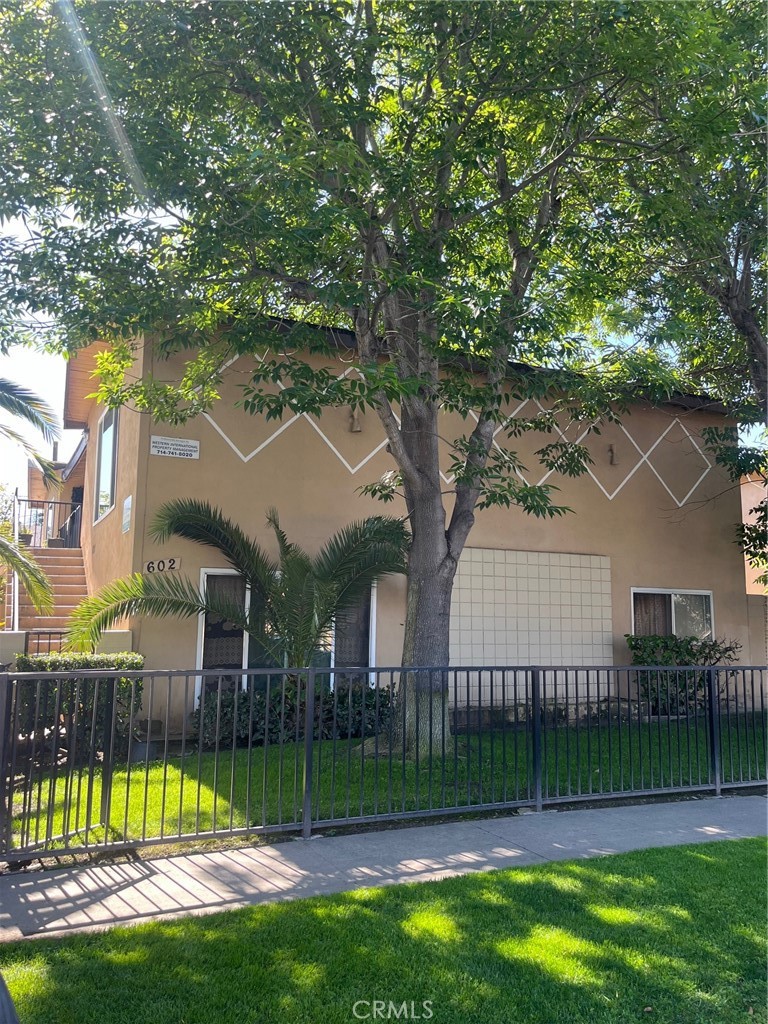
[395,396,460,756]
[400,546,457,757]
[726,303,767,414]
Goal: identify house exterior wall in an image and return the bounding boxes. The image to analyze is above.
[79,395,146,603]
[741,475,766,596]
[59,344,764,726]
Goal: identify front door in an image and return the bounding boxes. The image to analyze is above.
[199,572,246,700]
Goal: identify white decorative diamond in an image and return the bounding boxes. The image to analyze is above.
[585,424,647,500]
[643,420,712,507]
[206,358,397,475]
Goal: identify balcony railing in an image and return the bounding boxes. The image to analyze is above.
[16,498,82,549]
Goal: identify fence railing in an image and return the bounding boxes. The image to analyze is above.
[16,498,82,549]
[0,664,765,861]
[24,631,68,656]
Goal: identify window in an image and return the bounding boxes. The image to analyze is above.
[632,589,713,639]
[94,408,118,521]
[333,588,372,669]
[197,571,374,691]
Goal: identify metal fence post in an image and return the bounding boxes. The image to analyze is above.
[302,668,316,839]
[0,674,10,856]
[532,667,543,811]
[707,667,722,797]
[100,676,116,830]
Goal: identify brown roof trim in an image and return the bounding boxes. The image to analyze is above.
[254,317,730,415]
[65,320,731,424]
[63,342,109,428]
[62,431,88,481]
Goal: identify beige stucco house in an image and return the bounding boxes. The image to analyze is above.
[4,333,766,725]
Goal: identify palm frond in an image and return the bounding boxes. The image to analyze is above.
[268,554,320,667]
[0,424,62,491]
[0,378,59,444]
[0,534,54,614]
[82,506,409,668]
[150,499,277,585]
[66,572,253,652]
[313,516,409,609]
[265,507,299,563]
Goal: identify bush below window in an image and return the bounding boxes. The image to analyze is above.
[625,634,741,715]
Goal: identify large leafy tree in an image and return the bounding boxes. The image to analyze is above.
[549,0,767,586]
[0,2,756,742]
[569,0,765,413]
[67,499,409,668]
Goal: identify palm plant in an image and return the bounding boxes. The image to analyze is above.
[67,499,409,664]
[0,377,59,615]
[0,378,60,488]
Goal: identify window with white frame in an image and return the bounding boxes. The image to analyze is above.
[632,589,713,639]
[197,571,373,683]
[94,408,118,521]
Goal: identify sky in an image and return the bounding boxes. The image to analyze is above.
[0,348,83,495]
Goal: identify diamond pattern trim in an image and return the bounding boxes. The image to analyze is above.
[202,357,713,505]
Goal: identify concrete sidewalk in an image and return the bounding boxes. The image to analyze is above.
[0,795,765,942]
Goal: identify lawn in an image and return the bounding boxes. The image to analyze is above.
[1,838,765,1024]
[11,714,766,851]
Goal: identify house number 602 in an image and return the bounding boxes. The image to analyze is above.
[144,557,181,573]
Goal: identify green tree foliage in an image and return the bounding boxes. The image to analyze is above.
[553,0,766,590]
[68,498,409,666]
[0,2,759,684]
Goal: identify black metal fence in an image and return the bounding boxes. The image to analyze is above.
[0,664,765,862]
[24,631,68,656]
[16,498,82,548]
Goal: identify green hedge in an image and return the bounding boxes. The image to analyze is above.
[14,651,145,760]
[193,680,393,749]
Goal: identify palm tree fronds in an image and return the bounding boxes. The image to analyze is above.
[0,378,59,444]
[66,572,204,651]
[150,498,277,585]
[313,516,410,608]
[0,425,62,491]
[0,534,54,614]
[31,454,62,491]
[66,571,254,652]
[265,507,300,563]
[76,503,410,668]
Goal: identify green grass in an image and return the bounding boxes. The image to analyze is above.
[1,838,766,1024]
[11,715,766,850]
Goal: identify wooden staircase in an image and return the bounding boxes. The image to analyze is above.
[17,547,88,633]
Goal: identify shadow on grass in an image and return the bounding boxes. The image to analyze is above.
[2,839,765,1024]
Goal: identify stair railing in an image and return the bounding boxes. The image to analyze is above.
[16,497,83,548]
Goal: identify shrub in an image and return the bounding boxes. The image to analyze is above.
[14,651,145,759]
[193,678,393,750]
[624,634,741,715]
